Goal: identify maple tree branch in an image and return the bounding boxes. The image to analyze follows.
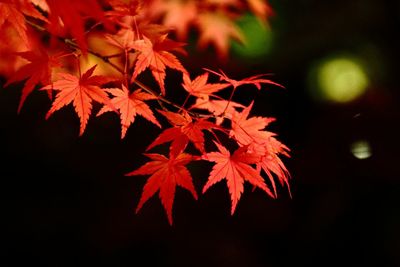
[180,93,191,111]
[25,19,46,32]
[104,52,124,59]
[84,21,103,35]
[209,128,223,146]
[221,86,237,116]
[64,39,127,74]
[123,49,129,86]
[25,18,213,119]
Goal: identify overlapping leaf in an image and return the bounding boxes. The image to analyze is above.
[147,110,217,156]
[252,135,291,197]
[191,96,244,125]
[230,101,275,145]
[203,142,274,214]
[228,102,291,197]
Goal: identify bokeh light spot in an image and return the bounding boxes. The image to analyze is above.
[351,140,372,160]
[317,58,369,103]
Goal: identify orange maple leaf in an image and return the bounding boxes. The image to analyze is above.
[131,35,187,95]
[203,142,274,214]
[126,153,198,225]
[5,49,62,113]
[97,84,161,139]
[41,65,116,136]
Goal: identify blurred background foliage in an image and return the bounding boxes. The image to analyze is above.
[2,0,400,266]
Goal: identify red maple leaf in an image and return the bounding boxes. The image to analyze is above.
[0,0,46,45]
[182,72,229,98]
[46,0,108,53]
[252,135,291,197]
[41,65,116,136]
[158,0,197,40]
[191,96,244,125]
[230,101,275,146]
[104,28,136,51]
[229,102,291,197]
[196,12,244,59]
[147,110,217,156]
[126,153,198,225]
[105,0,141,22]
[5,49,62,113]
[130,34,187,95]
[97,84,161,139]
[203,142,274,214]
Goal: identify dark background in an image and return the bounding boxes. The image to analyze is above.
[2,0,400,266]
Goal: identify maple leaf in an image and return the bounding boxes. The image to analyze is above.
[131,34,187,95]
[97,84,161,139]
[104,29,136,51]
[105,0,141,22]
[229,102,291,197]
[182,72,229,98]
[230,101,275,146]
[5,49,62,113]
[46,0,108,53]
[196,12,244,59]
[41,65,116,136]
[191,96,244,125]
[159,0,197,40]
[251,135,291,197]
[0,0,46,45]
[203,142,274,214]
[126,153,198,225]
[204,68,284,90]
[147,110,217,157]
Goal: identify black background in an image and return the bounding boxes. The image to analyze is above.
[2,0,400,266]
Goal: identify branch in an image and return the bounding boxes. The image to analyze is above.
[25,18,214,119]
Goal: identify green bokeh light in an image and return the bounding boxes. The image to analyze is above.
[231,14,274,59]
[316,57,369,103]
[351,140,372,159]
